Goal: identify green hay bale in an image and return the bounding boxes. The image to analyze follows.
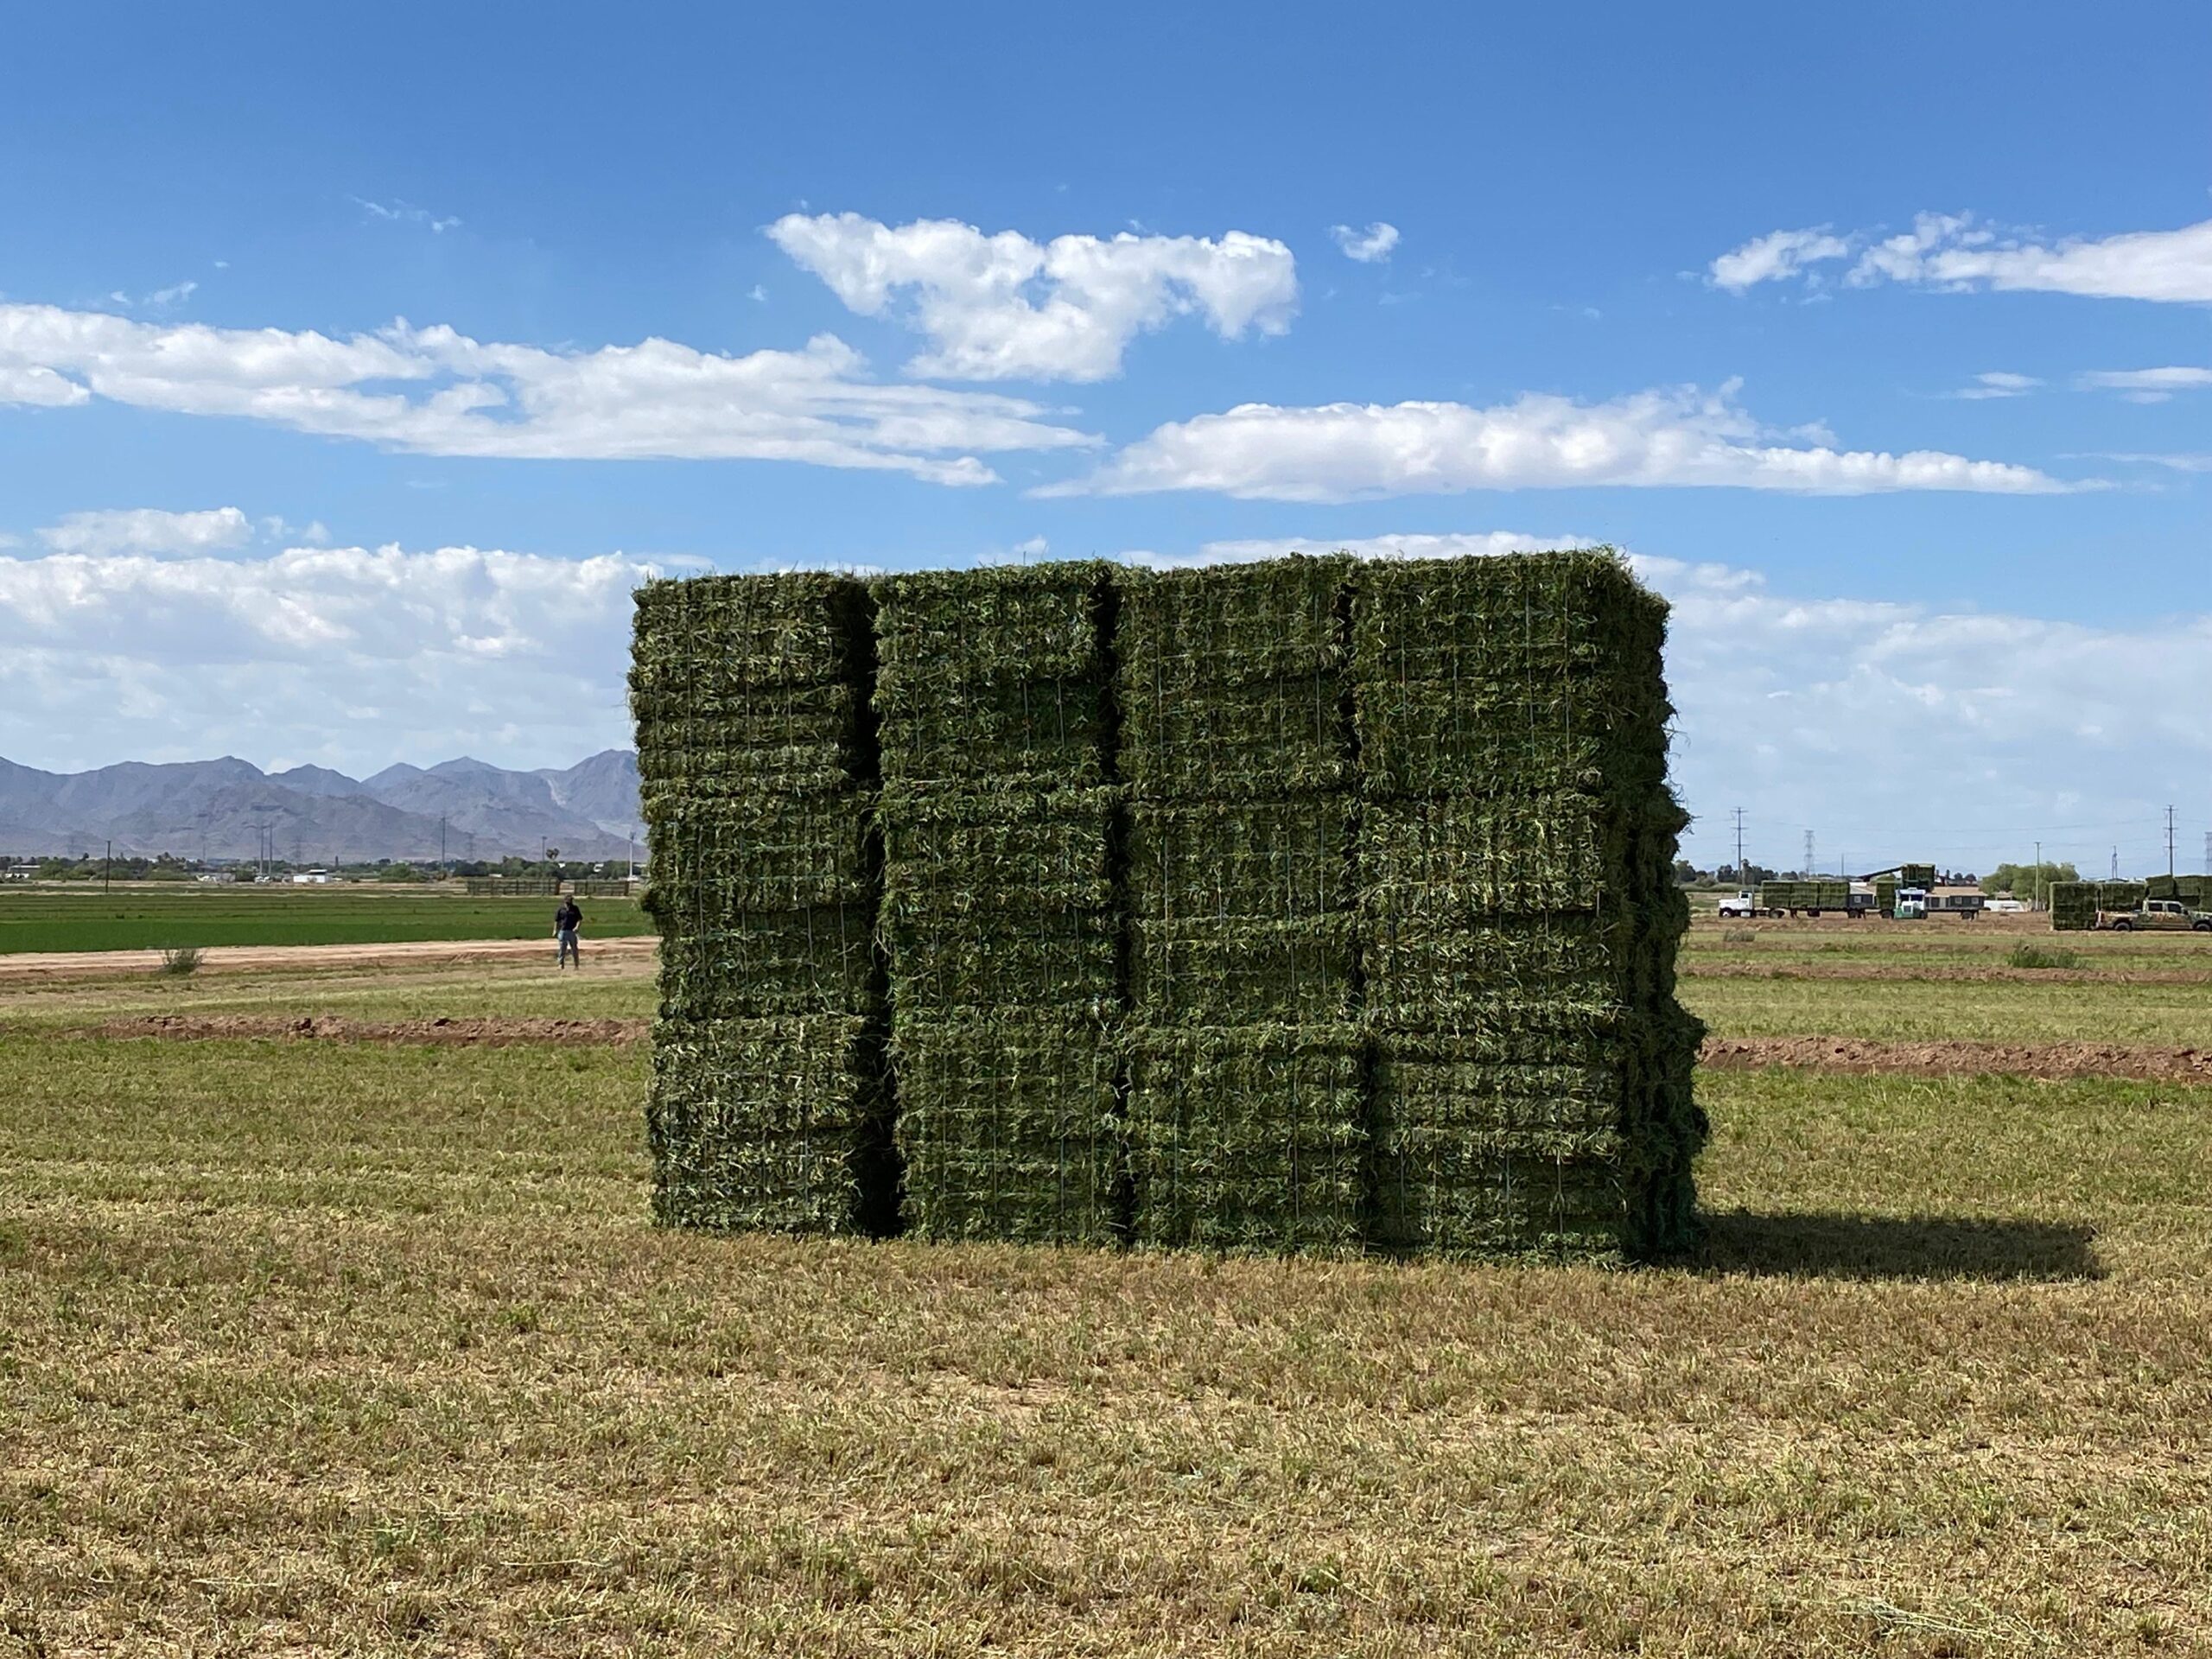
[1874,877,1898,916]
[1352,551,1670,801]
[879,785,1118,922]
[892,1012,1122,1245]
[1362,914,1627,1034]
[656,906,876,1020]
[1365,791,1615,917]
[1128,795,1356,922]
[884,909,1118,1014]
[872,563,1114,788]
[1896,863,1937,888]
[646,794,874,915]
[1368,1034,1632,1261]
[647,1014,893,1236]
[1351,550,1699,1262]
[1128,1024,1365,1254]
[632,575,875,806]
[632,571,891,1236]
[1118,556,1353,800]
[1131,914,1359,1026]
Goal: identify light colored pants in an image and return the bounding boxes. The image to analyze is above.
[557,927,580,967]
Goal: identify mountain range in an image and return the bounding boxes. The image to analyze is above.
[0,751,643,863]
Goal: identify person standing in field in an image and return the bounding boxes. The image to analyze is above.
[555,893,583,969]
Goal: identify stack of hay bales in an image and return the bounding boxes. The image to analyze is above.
[2049,880,2094,931]
[2050,880,2152,931]
[632,550,1704,1261]
[872,563,1125,1245]
[631,574,892,1234]
[1355,552,1703,1260]
[1120,556,1365,1251]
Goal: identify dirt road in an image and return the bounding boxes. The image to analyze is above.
[0,934,658,983]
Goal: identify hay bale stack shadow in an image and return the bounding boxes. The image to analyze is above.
[1698,1211,2101,1281]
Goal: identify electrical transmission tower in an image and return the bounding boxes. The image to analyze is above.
[1803,830,1815,879]
[2167,805,2177,878]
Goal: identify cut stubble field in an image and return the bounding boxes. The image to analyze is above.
[3,922,2211,1654]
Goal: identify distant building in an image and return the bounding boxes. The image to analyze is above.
[290,868,333,885]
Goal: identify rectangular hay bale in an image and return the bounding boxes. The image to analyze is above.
[647,1014,892,1236]
[1128,1024,1365,1254]
[891,1012,1122,1245]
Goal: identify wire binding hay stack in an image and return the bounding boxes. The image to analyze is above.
[872,563,1125,1245]
[1120,556,1365,1252]
[1356,552,1704,1260]
[632,549,1702,1260]
[631,574,893,1235]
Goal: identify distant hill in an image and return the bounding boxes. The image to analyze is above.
[0,750,642,862]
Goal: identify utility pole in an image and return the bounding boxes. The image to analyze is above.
[441,815,448,879]
[2204,830,2210,875]
[2111,846,2120,881]
[104,838,111,894]
[2034,839,2042,909]
[2168,805,2177,878]
[1733,807,1746,886]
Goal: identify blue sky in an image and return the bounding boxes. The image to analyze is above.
[3,3,2208,873]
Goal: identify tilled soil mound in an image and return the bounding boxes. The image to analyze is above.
[1685,961,2212,986]
[89,1014,649,1047]
[1700,1035,2212,1084]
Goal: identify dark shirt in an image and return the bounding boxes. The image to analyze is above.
[555,900,582,932]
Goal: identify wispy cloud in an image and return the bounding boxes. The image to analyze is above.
[1043,381,2075,501]
[353,197,461,233]
[1713,213,2212,303]
[766,212,1298,382]
[1708,227,1849,292]
[1328,222,1400,264]
[0,299,1097,484]
[2075,365,2212,404]
[1949,371,2042,400]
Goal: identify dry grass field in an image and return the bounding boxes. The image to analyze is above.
[3,912,2210,1655]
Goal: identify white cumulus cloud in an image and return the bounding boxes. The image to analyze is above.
[766,212,1298,382]
[1329,222,1400,264]
[0,301,1096,485]
[1708,227,1850,291]
[0,538,684,774]
[1044,382,2071,500]
[35,507,256,556]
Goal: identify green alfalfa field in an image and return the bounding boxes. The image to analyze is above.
[0,884,653,956]
[3,913,2209,1655]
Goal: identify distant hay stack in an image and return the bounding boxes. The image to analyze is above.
[631,550,1703,1261]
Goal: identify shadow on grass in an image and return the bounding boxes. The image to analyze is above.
[1696,1210,2101,1281]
